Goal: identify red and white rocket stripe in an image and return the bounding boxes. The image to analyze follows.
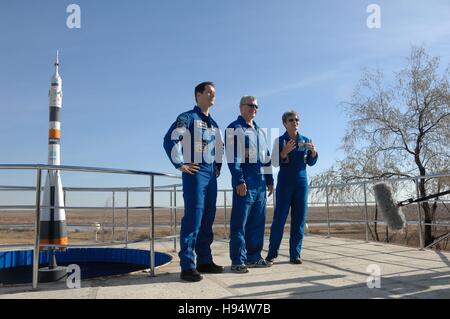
[40,51,68,248]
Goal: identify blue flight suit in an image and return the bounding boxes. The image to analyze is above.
[267,131,318,260]
[226,116,274,266]
[163,106,223,271]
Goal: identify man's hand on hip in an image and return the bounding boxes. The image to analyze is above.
[178,164,200,175]
[236,183,247,197]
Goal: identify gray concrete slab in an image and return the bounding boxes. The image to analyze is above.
[1,235,449,299]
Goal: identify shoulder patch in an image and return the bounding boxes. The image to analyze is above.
[176,114,190,128]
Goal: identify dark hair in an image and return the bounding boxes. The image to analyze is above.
[195,81,215,102]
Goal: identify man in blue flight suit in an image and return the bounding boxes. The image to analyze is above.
[226,95,274,273]
[266,110,318,265]
[163,81,224,282]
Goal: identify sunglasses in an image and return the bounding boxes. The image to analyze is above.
[243,103,259,109]
[288,118,300,123]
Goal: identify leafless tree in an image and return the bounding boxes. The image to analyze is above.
[311,46,450,246]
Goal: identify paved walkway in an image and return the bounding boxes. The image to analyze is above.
[1,235,449,299]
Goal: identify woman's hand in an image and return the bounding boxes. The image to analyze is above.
[305,142,317,157]
[281,139,296,159]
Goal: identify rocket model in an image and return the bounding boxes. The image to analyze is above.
[40,51,68,250]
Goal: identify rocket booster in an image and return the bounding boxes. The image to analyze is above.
[48,50,62,166]
[40,51,68,249]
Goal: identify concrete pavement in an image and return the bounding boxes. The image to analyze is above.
[1,235,449,299]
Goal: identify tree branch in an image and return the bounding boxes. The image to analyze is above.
[422,113,450,135]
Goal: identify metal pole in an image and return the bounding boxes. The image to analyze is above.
[325,186,331,238]
[150,175,156,277]
[112,191,115,242]
[173,185,177,252]
[223,190,227,239]
[170,189,174,248]
[363,183,369,242]
[125,189,129,248]
[32,169,42,289]
[415,178,424,250]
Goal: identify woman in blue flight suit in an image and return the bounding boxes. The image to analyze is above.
[266,111,318,265]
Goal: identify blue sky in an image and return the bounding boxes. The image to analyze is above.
[1,0,450,201]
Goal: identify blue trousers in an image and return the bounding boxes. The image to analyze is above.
[268,182,308,259]
[229,184,267,266]
[179,166,217,271]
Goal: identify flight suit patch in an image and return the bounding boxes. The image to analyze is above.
[176,114,189,128]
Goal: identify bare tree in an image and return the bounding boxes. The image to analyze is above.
[312,46,450,246]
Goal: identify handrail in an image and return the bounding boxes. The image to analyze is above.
[0,163,182,289]
[0,164,180,178]
[0,185,183,192]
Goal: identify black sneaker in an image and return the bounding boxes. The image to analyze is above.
[246,258,270,268]
[290,257,302,264]
[180,269,203,282]
[265,257,274,267]
[196,262,225,273]
[230,264,249,273]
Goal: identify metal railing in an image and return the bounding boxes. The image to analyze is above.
[0,164,181,289]
[0,185,184,250]
[2,172,449,248]
[1,165,449,288]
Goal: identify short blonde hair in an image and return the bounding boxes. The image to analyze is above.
[282,110,299,123]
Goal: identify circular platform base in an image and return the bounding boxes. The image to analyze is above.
[0,248,172,285]
[38,266,67,283]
